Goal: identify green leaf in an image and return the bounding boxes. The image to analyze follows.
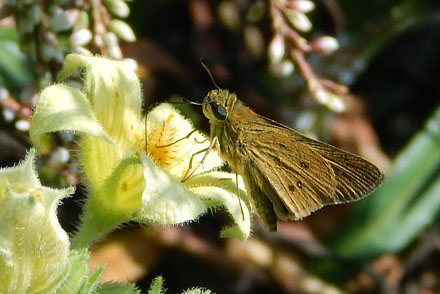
[182,288,213,294]
[55,249,91,294]
[148,276,165,294]
[329,104,440,258]
[56,249,139,294]
[97,283,140,294]
[81,265,106,294]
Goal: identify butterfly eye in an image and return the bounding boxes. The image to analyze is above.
[210,102,228,120]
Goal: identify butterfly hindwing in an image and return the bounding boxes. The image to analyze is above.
[235,114,383,228]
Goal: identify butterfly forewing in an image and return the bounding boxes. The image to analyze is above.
[237,116,337,216]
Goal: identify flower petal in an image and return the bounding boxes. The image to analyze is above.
[59,54,142,151]
[30,84,112,151]
[146,103,223,179]
[136,153,207,225]
[185,171,251,240]
[0,149,74,293]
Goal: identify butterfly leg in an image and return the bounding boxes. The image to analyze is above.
[234,140,245,221]
[156,129,198,148]
[181,137,218,182]
[235,165,245,221]
[194,137,209,144]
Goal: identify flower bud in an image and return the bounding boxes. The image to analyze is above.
[72,46,93,56]
[18,8,39,34]
[76,11,90,29]
[50,6,73,32]
[268,34,285,64]
[244,25,264,57]
[109,20,136,42]
[269,60,294,76]
[94,35,103,47]
[104,0,130,18]
[280,60,295,76]
[40,43,57,62]
[246,0,265,22]
[328,96,346,113]
[314,88,329,103]
[54,48,65,63]
[311,36,339,54]
[284,9,312,32]
[314,88,345,112]
[28,3,41,24]
[3,109,15,122]
[50,147,70,164]
[103,32,122,59]
[15,119,30,131]
[123,58,138,72]
[45,31,58,44]
[0,87,9,102]
[287,0,315,13]
[218,0,240,31]
[70,28,93,47]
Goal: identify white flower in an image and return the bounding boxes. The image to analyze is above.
[30,54,252,243]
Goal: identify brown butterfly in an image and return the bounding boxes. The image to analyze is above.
[202,89,384,231]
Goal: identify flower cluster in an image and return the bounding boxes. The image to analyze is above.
[268,0,347,112]
[3,0,136,83]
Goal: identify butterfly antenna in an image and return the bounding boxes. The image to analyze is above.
[200,58,221,90]
[183,98,203,106]
[166,96,202,106]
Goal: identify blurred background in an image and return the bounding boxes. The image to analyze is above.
[1,0,440,293]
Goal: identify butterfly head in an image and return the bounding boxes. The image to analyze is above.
[202,89,237,122]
